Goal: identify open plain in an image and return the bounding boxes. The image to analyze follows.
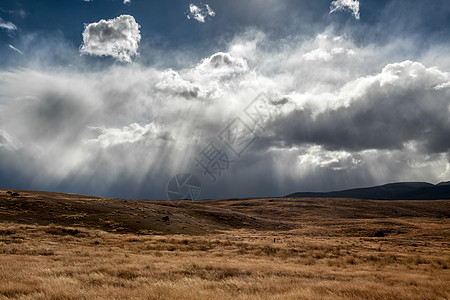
[0,190,449,299]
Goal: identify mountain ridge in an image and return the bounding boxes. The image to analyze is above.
[286,181,450,200]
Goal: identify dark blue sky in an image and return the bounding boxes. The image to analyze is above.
[1,0,449,68]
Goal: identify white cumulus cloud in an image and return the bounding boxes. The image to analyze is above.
[155,69,206,99]
[155,52,250,100]
[330,0,360,20]
[187,3,216,23]
[194,52,249,78]
[80,14,141,63]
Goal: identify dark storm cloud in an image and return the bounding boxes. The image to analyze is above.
[270,61,450,153]
[0,149,39,189]
[17,93,89,143]
[1,48,449,199]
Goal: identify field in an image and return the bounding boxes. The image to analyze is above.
[0,190,449,299]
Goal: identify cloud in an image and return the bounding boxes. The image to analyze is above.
[189,52,251,98]
[435,81,450,90]
[187,3,216,23]
[154,52,251,100]
[80,15,141,63]
[270,61,450,155]
[123,0,131,4]
[1,24,449,199]
[302,37,355,62]
[87,123,163,148]
[8,44,22,54]
[303,48,333,62]
[155,69,205,99]
[0,17,17,31]
[0,130,21,151]
[330,0,360,20]
[194,52,249,78]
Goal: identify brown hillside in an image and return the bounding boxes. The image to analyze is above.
[0,189,448,237]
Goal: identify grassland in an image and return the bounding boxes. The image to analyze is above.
[0,190,449,299]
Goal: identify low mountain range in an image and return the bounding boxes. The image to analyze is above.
[286,181,450,200]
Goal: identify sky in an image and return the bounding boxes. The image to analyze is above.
[0,0,449,200]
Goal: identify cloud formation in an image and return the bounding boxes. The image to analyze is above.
[1,33,449,199]
[195,52,249,78]
[8,44,22,54]
[187,3,216,23]
[87,123,162,148]
[1,0,450,199]
[330,0,360,20]
[80,15,141,62]
[0,130,20,151]
[271,60,450,154]
[155,52,251,100]
[155,69,205,99]
[0,17,17,31]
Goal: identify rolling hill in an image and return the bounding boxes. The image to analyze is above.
[1,189,449,236]
[286,181,450,200]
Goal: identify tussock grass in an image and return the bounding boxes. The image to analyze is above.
[0,222,449,299]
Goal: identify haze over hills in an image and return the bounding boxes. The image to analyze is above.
[286,181,450,200]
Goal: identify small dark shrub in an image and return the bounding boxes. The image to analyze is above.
[373,231,385,237]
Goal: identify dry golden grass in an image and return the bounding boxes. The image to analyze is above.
[0,221,449,300]
[0,190,449,299]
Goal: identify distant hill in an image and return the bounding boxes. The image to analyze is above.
[286,181,450,200]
